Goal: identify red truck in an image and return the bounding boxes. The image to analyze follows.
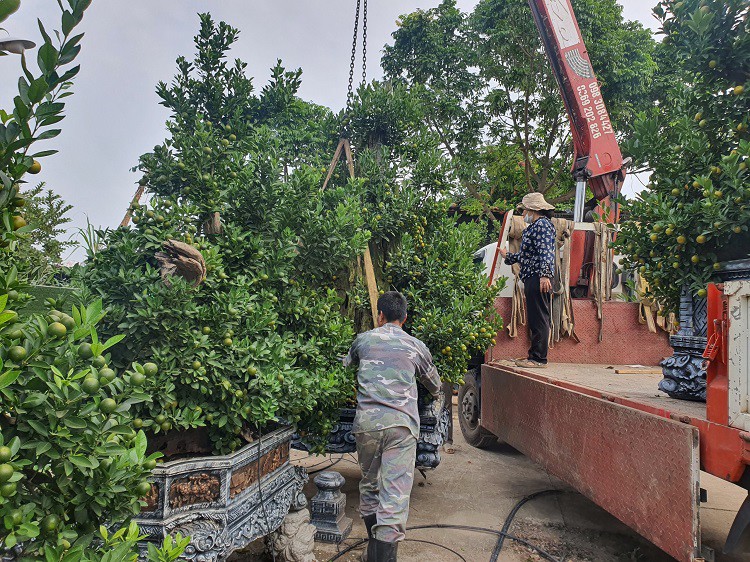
[458,2,750,560]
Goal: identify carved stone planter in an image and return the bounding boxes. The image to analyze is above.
[659,258,750,401]
[659,288,708,401]
[136,426,305,561]
[293,385,450,470]
[659,286,708,401]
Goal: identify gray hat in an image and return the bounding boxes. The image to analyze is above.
[520,192,555,211]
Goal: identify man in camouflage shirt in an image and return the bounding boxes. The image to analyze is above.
[343,291,441,562]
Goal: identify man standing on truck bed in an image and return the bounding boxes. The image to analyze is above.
[344,291,442,562]
[499,192,556,369]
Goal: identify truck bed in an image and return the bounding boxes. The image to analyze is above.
[487,360,707,422]
[480,361,705,561]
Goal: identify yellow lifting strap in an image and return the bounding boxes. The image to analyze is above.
[322,137,379,327]
[550,217,577,346]
[592,222,614,342]
[506,215,527,338]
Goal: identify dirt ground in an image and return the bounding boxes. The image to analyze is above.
[235,406,748,562]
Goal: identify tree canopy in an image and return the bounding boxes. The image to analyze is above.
[613,0,749,311]
[383,0,657,217]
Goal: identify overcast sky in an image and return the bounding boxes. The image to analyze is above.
[1,1,660,260]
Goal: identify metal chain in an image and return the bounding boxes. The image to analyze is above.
[361,0,368,87]
[345,0,361,116]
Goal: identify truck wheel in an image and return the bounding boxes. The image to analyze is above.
[458,368,497,449]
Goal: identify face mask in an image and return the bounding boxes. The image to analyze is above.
[524,214,533,225]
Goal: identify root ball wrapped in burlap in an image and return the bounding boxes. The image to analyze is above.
[155,239,207,287]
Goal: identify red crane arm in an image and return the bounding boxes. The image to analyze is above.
[528,0,626,202]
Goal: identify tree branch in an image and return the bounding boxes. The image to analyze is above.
[549,189,577,204]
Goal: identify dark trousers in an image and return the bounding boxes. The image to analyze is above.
[524,276,551,364]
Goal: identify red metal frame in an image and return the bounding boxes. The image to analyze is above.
[490,362,749,484]
[528,0,625,202]
[706,283,730,427]
[481,365,702,562]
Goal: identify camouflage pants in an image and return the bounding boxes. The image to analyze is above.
[355,426,417,543]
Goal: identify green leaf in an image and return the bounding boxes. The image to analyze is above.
[101,334,125,351]
[35,442,51,456]
[134,430,147,458]
[17,76,30,104]
[58,44,80,65]
[13,96,29,121]
[27,419,49,436]
[37,42,59,74]
[86,299,103,322]
[63,416,87,429]
[37,128,62,141]
[17,523,39,538]
[62,10,76,36]
[38,19,53,45]
[0,369,20,389]
[27,76,49,104]
[31,149,59,158]
[70,455,99,469]
[109,424,132,435]
[40,114,66,126]
[0,0,20,24]
[55,64,80,85]
[22,393,48,407]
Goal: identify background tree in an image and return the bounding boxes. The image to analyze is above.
[383,0,657,215]
[12,183,73,283]
[613,0,749,312]
[382,2,492,220]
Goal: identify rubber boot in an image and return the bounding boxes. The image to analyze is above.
[367,538,398,562]
[360,514,377,562]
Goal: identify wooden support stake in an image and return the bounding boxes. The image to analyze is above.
[120,184,145,227]
[322,137,379,327]
[363,244,379,326]
[488,210,514,287]
[614,368,663,375]
[321,138,346,192]
[342,139,356,180]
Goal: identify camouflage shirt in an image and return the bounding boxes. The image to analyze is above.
[343,323,441,439]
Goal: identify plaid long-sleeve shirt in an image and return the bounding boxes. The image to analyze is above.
[505,217,556,281]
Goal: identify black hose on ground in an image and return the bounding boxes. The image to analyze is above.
[295,453,359,475]
[489,489,562,562]
[325,521,562,562]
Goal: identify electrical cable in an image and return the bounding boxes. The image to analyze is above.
[326,537,469,562]
[410,524,560,562]
[490,489,562,562]
[405,538,467,562]
[335,535,469,561]
[298,454,342,470]
[325,523,561,562]
[306,457,342,475]
[293,453,360,475]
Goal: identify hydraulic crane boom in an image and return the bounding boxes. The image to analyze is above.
[528,0,626,222]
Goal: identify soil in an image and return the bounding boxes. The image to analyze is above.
[231,405,746,562]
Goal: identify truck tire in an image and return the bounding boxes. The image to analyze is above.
[458,368,497,449]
